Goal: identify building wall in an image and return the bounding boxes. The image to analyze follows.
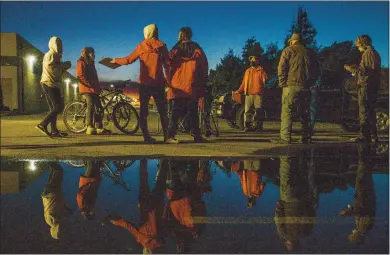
[0,66,18,110]
[1,33,17,56]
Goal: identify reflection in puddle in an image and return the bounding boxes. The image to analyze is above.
[0,144,388,254]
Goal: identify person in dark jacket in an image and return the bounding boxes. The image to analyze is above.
[344,35,381,143]
[111,24,170,144]
[76,47,111,135]
[165,27,209,144]
[272,33,320,144]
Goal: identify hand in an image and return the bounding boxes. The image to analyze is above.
[63,61,72,70]
[344,65,351,71]
[109,59,116,64]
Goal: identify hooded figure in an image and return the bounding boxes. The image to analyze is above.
[165,27,209,144]
[111,24,170,144]
[37,36,71,138]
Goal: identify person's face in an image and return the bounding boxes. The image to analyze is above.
[88,52,95,61]
[56,39,63,54]
[250,56,259,66]
[355,41,365,52]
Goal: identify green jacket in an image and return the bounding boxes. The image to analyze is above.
[353,46,381,89]
[278,43,319,88]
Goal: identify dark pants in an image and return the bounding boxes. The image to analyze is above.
[168,98,200,139]
[139,85,168,140]
[43,162,63,195]
[41,84,64,131]
[83,93,103,129]
[357,86,378,140]
[84,160,102,178]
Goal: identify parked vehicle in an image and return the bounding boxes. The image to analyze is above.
[215,71,389,133]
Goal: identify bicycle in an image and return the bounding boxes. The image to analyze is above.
[63,80,140,134]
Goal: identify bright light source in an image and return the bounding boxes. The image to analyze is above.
[27,55,36,64]
[28,160,37,171]
[64,78,71,84]
[72,83,78,88]
[110,84,114,88]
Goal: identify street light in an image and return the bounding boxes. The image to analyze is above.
[26,55,36,66]
[64,78,71,87]
[28,160,37,172]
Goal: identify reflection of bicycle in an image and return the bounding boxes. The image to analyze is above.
[64,160,136,191]
[63,80,140,134]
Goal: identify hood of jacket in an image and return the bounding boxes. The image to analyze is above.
[172,41,202,60]
[140,38,166,54]
[143,24,158,39]
[48,36,63,54]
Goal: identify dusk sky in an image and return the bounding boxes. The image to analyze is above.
[1,1,389,81]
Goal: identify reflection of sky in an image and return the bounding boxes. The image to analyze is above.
[1,159,388,254]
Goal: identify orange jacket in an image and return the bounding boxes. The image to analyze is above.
[114,38,169,86]
[76,60,101,94]
[112,217,163,250]
[76,175,102,213]
[237,66,267,95]
[167,41,208,100]
[236,170,266,198]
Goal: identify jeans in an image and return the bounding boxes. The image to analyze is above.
[168,98,200,139]
[83,93,103,129]
[41,84,64,131]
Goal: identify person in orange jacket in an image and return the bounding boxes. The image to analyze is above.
[234,52,268,132]
[76,160,102,220]
[111,24,170,144]
[232,160,266,208]
[165,27,209,144]
[100,159,169,254]
[164,159,208,253]
[76,47,111,135]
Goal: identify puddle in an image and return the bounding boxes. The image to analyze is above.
[0,144,388,254]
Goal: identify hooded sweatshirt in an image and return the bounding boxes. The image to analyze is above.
[167,41,208,100]
[113,24,169,86]
[41,36,70,88]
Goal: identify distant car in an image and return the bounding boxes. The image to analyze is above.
[215,71,389,133]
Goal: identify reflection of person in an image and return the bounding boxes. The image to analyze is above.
[164,159,209,253]
[111,24,170,144]
[165,27,209,144]
[37,36,71,138]
[77,47,111,135]
[274,153,318,252]
[41,162,72,240]
[339,144,376,245]
[344,35,381,143]
[100,159,169,254]
[232,160,266,208]
[76,160,102,220]
[273,33,319,144]
[234,53,268,132]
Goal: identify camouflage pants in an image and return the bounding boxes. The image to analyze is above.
[244,95,264,126]
[357,86,377,139]
[280,87,310,141]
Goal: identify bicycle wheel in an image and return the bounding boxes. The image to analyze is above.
[65,161,86,168]
[112,102,140,135]
[63,101,87,133]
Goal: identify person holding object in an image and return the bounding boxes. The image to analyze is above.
[165,27,209,144]
[344,35,381,143]
[37,36,71,138]
[234,51,268,132]
[77,47,111,135]
[272,33,319,144]
[110,24,170,144]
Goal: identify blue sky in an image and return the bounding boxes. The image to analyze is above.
[1,1,388,81]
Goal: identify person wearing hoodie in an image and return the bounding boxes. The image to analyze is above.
[165,27,209,144]
[76,160,102,220]
[41,162,73,240]
[37,36,71,138]
[110,24,170,144]
[76,47,111,135]
[99,159,169,254]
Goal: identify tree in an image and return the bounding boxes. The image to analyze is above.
[208,49,245,97]
[284,6,318,50]
[261,42,281,80]
[241,37,264,67]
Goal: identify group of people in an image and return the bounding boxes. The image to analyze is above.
[41,145,376,252]
[36,24,382,145]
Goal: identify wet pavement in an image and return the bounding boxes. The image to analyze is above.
[0,144,388,254]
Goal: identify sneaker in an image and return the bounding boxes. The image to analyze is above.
[86,126,97,135]
[36,124,53,138]
[51,130,68,137]
[194,136,208,143]
[271,138,291,144]
[340,205,355,216]
[351,136,369,143]
[144,137,157,144]
[165,137,180,144]
[96,128,112,135]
